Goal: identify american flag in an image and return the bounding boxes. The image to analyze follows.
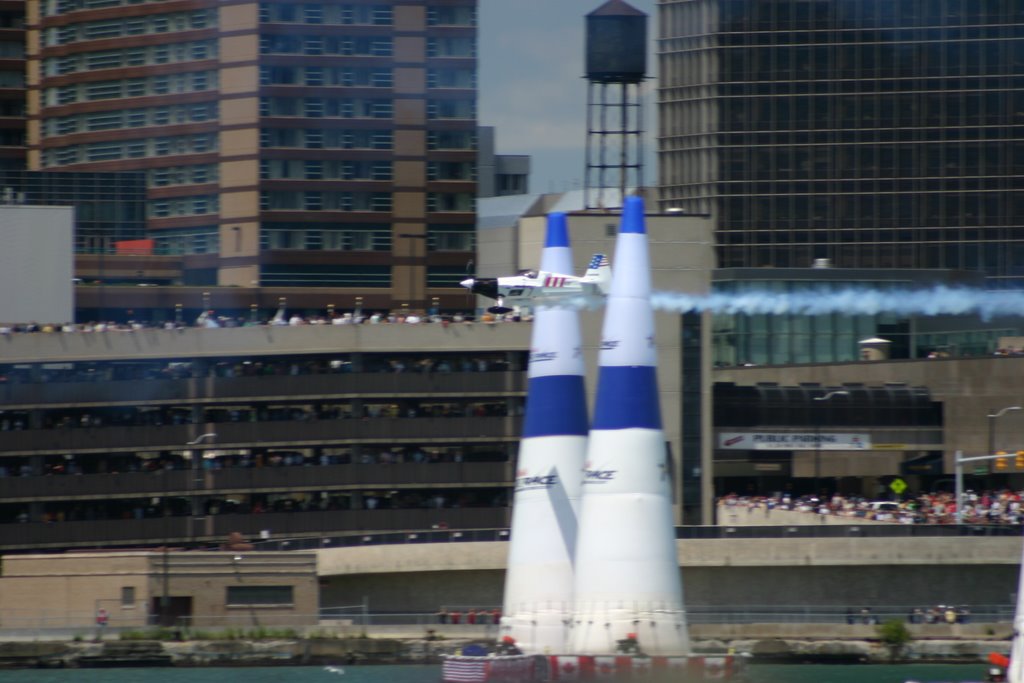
[588,254,609,270]
[442,659,489,682]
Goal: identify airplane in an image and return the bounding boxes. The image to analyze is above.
[460,253,611,314]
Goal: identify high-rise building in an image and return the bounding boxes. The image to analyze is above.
[476,126,529,197]
[0,0,25,170]
[658,0,1024,286]
[25,0,477,310]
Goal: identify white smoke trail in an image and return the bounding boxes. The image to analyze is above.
[650,287,1024,321]
[518,286,1024,321]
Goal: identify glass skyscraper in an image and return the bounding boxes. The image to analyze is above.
[658,0,1024,285]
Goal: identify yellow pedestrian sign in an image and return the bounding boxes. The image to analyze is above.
[890,478,907,495]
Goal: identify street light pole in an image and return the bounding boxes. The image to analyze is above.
[955,449,970,525]
[966,405,1024,511]
[186,433,217,547]
[988,406,1021,465]
[813,390,850,498]
[954,448,1024,523]
[158,432,216,627]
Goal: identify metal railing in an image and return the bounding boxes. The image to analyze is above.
[4,520,1019,555]
[0,605,1013,636]
[249,522,1024,552]
[684,604,1013,625]
[253,527,510,551]
[690,523,1024,539]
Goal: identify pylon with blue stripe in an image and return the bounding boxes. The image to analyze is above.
[568,195,690,656]
[501,212,589,655]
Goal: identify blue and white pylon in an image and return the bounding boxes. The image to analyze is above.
[501,212,588,655]
[568,195,690,657]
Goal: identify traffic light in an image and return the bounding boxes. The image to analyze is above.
[1016,451,1024,468]
[996,456,1009,470]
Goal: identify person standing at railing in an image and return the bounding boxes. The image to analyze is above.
[95,608,109,639]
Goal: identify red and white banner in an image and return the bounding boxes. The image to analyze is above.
[591,656,618,679]
[550,656,580,681]
[541,654,739,681]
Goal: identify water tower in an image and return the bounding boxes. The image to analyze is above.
[584,0,647,210]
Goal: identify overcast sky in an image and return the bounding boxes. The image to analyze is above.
[478,0,659,195]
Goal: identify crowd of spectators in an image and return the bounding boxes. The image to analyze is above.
[3,485,509,525]
[0,308,528,336]
[0,352,517,386]
[0,443,509,478]
[22,397,518,432]
[717,489,1024,525]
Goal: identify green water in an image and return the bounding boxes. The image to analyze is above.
[0,664,993,683]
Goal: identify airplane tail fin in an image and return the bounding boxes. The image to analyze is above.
[582,253,612,295]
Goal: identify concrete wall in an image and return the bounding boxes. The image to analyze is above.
[0,551,319,629]
[0,553,152,629]
[322,569,505,615]
[0,321,533,364]
[164,552,319,628]
[318,543,507,613]
[317,537,1023,613]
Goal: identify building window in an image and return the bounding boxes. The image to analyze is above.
[86,142,122,161]
[304,98,324,117]
[304,130,323,149]
[303,4,322,24]
[85,82,122,100]
[303,36,323,55]
[426,6,476,26]
[121,586,135,607]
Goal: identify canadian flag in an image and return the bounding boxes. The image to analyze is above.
[554,656,580,681]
